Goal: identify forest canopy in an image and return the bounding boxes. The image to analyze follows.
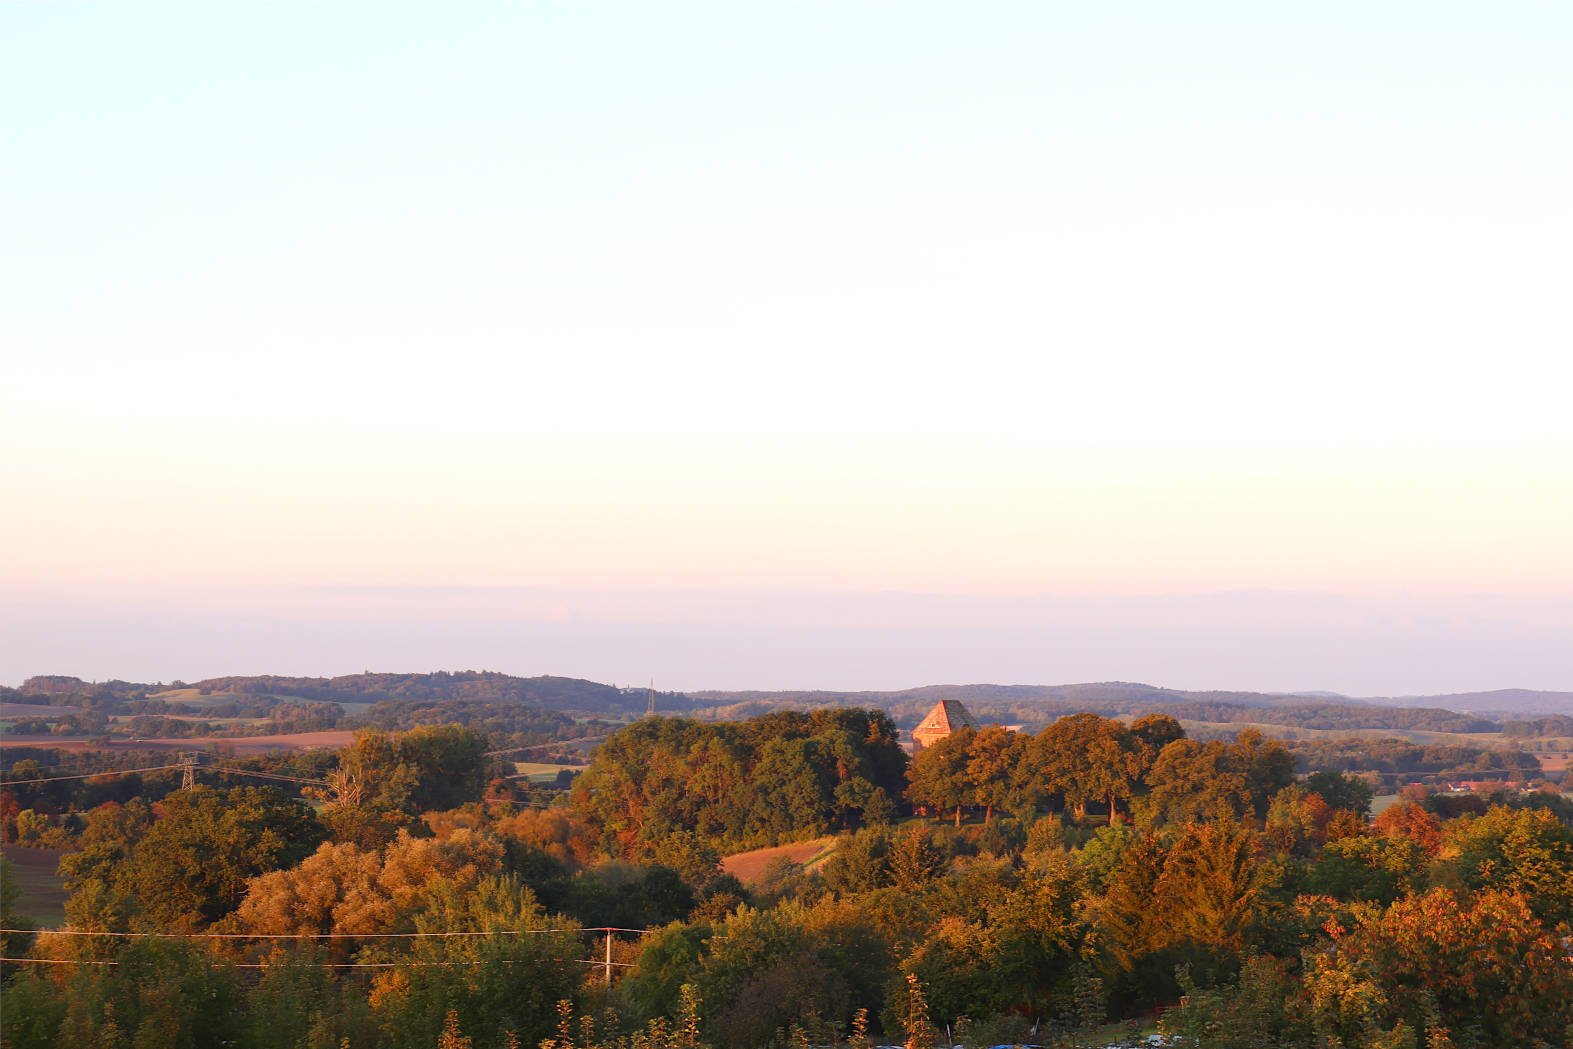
[3,709,1571,1049]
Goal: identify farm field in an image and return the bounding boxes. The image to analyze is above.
[0,846,67,926]
[150,690,377,719]
[113,714,269,726]
[512,761,584,784]
[721,836,837,886]
[1182,719,1570,750]
[1369,794,1402,816]
[1536,751,1572,774]
[148,688,264,706]
[0,730,355,754]
[0,703,81,718]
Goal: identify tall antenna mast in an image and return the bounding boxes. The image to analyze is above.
[646,679,657,718]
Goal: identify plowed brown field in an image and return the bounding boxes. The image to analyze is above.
[0,731,354,754]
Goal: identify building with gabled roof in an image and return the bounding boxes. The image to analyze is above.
[910,698,978,752]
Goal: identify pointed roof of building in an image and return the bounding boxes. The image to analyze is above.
[914,699,978,738]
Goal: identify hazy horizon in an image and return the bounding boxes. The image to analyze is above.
[6,583,1570,698]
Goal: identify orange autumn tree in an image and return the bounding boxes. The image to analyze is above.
[1371,800,1443,856]
[1305,888,1573,1045]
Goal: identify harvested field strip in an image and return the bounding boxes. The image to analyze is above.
[721,837,837,886]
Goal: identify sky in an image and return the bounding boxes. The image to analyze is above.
[3,3,1570,694]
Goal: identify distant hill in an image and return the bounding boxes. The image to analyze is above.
[15,673,1568,735]
[1372,688,1573,717]
[15,672,694,717]
[689,681,1502,734]
[695,680,1234,709]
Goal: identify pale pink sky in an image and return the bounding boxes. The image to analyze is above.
[4,3,1570,694]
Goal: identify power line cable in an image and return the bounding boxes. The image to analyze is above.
[2,927,648,939]
[0,763,328,788]
[0,956,637,969]
[0,764,186,786]
[207,767,328,786]
[484,735,605,757]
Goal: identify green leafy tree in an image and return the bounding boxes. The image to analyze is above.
[618,922,712,1026]
[1095,834,1168,971]
[694,902,880,1049]
[238,946,374,1049]
[1130,713,1185,754]
[315,730,421,847]
[985,862,1084,1015]
[1232,729,1297,818]
[1306,888,1573,1045]
[1157,816,1267,955]
[367,876,583,1049]
[118,786,323,929]
[899,916,1002,1028]
[1033,714,1142,822]
[1442,804,1573,925]
[1303,770,1375,819]
[964,725,1025,825]
[399,724,493,812]
[1143,740,1250,825]
[887,824,949,890]
[1,853,37,960]
[905,728,973,826]
[820,827,893,895]
[1303,834,1427,906]
[1162,955,1313,1049]
[53,938,243,1049]
[0,971,68,1049]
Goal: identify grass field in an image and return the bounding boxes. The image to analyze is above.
[1370,793,1402,815]
[512,761,583,784]
[512,761,582,774]
[721,837,838,885]
[148,691,380,718]
[109,714,269,727]
[148,688,245,706]
[1,847,68,927]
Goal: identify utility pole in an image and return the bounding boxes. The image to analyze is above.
[604,931,614,988]
[180,752,200,790]
[646,680,657,719]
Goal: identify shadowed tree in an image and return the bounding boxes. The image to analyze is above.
[1143,740,1250,825]
[966,725,1026,825]
[118,786,323,930]
[1130,713,1185,755]
[1158,816,1267,955]
[906,727,974,826]
[1034,714,1143,822]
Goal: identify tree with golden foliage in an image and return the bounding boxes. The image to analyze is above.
[902,973,935,1049]
[436,1009,472,1049]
